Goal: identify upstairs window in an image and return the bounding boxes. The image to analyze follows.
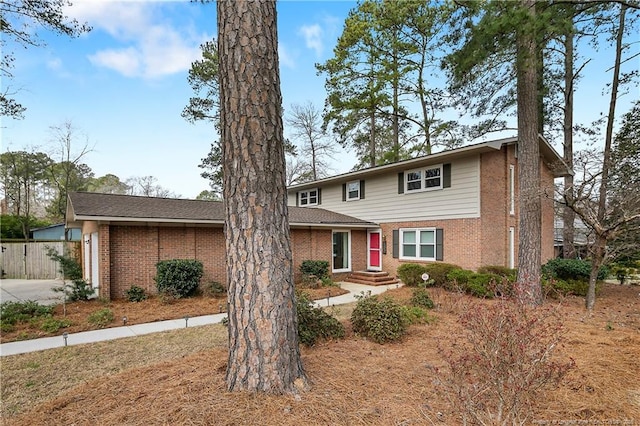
[404,164,443,193]
[342,180,365,201]
[347,181,360,200]
[298,188,319,206]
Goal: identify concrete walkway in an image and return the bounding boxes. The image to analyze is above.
[0,282,401,357]
[0,279,64,306]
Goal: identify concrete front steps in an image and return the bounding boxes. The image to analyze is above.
[344,270,400,286]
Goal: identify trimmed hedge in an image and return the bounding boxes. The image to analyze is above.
[542,258,609,281]
[300,260,330,280]
[423,263,462,287]
[351,295,410,344]
[155,259,203,298]
[396,263,427,286]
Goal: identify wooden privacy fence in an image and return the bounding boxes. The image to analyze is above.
[0,241,79,279]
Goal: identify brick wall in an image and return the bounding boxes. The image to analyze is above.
[379,218,483,277]
[102,224,357,300]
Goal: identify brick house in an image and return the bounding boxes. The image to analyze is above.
[66,192,374,300]
[66,136,570,300]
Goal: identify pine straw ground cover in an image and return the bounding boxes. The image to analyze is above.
[1,283,639,425]
[0,286,348,343]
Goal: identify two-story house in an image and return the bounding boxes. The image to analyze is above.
[66,136,570,300]
[287,136,570,279]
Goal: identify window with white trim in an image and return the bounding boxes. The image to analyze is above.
[405,164,442,192]
[298,188,318,206]
[346,180,360,201]
[400,228,436,260]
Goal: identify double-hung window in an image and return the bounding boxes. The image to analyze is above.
[400,228,436,260]
[405,164,442,193]
[298,188,318,206]
[346,181,360,201]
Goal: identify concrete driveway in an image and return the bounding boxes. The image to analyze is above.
[0,279,64,306]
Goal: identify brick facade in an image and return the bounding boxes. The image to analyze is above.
[95,225,363,300]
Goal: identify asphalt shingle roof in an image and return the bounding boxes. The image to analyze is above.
[67,192,374,226]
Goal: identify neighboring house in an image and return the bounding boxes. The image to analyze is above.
[31,224,81,241]
[287,136,570,275]
[66,192,374,300]
[66,136,571,300]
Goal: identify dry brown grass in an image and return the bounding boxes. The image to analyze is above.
[2,283,639,425]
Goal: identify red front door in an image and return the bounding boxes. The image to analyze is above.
[368,230,382,271]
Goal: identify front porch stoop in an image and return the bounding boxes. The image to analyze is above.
[344,270,400,286]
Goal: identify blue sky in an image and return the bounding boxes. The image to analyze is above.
[1,1,637,199]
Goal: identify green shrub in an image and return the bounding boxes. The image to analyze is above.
[207,281,227,296]
[351,294,409,344]
[40,317,72,333]
[0,301,54,325]
[396,263,427,286]
[477,265,517,281]
[543,277,601,298]
[402,305,433,324]
[296,292,345,346]
[542,258,608,281]
[424,263,463,287]
[125,285,148,303]
[446,269,474,288]
[300,260,330,280]
[155,259,203,298]
[87,308,114,328]
[45,246,82,281]
[66,279,95,301]
[410,288,435,309]
[465,273,498,299]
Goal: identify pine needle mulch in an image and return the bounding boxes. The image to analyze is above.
[2,284,639,425]
[0,286,347,343]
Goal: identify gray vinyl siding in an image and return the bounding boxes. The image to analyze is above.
[288,156,481,223]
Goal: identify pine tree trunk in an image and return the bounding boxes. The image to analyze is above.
[562,29,576,259]
[515,0,542,305]
[217,0,307,393]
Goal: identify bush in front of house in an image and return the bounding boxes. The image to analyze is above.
[126,285,148,303]
[396,263,427,286]
[296,292,345,347]
[423,263,463,287]
[410,287,435,309]
[155,259,203,298]
[87,308,114,328]
[542,258,608,282]
[477,265,517,282]
[351,294,410,344]
[300,260,330,279]
[0,300,54,332]
[543,277,602,298]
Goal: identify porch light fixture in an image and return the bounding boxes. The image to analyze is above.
[62,332,68,347]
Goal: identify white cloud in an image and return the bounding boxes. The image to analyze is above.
[65,1,209,79]
[89,47,141,77]
[46,57,63,71]
[298,24,323,57]
[278,43,296,69]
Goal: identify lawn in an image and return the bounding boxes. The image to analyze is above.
[1,284,639,425]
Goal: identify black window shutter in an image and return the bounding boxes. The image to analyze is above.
[342,184,346,201]
[317,188,322,205]
[443,163,451,188]
[392,230,399,258]
[398,172,404,194]
[296,192,299,207]
[360,180,365,199]
[436,228,444,261]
